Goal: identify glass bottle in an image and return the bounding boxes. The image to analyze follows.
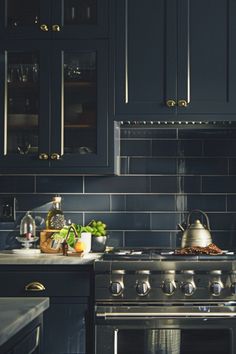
[46,195,65,230]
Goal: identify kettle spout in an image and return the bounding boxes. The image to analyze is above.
[178,223,185,232]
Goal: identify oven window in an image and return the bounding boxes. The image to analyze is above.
[117,329,231,354]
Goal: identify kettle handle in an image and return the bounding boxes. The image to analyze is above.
[187,209,210,230]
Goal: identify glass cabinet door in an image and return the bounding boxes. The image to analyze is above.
[64,51,97,155]
[52,0,108,38]
[50,40,108,169]
[7,52,40,156]
[0,42,51,169]
[1,0,51,38]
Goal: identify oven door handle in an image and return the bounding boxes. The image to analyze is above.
[96,311,236,320]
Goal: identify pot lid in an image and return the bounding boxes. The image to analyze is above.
[189,219,206,229]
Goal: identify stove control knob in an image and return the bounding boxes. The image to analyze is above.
[136,281,150,296]
[110,282,124,296]
[181,282,196,296]
[162,280,176,295]
[231,282,236,294]
[210,281,223,296]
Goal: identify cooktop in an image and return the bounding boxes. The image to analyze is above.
[102,248,236,261]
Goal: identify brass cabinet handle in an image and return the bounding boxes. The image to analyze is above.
[166,99,177,107]
[178,99,188,107]
[52,24,61,32]
[40,24,49,32]
[39,153,49,160]
[25,282,46,292]
[51,153,61,160]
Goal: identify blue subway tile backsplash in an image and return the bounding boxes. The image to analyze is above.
[1,123,236,251]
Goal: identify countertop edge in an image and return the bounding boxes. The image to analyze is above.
[0,297,49,347]
[0,252,103,265]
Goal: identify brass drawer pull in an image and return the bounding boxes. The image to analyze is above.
[25,281,46,292]
[52,24,61,32]
[39,153,49,160]
[178,99,188,107]
[166,99,176,107]
[51,153,61,160]
[40,24,49,32]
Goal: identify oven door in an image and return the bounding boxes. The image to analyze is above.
[95,305,236,354]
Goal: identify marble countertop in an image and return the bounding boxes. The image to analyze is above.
[0,297,49,346]
[0,251,102,264]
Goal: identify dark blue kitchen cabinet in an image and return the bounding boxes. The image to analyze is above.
[0,39,116,174]
[0,0,117,174]
[0,0,108,39]
[111,0,236,121]
[0,266,93,354]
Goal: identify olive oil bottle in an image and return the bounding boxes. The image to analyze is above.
[46,195,65,230]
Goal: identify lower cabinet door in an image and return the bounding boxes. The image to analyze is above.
[43,299,88,354]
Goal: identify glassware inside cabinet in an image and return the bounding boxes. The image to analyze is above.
[6,52,40,155]
[64,0,97,25]
[63,51,97,155]
[7,0,40,29]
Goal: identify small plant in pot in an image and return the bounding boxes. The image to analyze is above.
[88,220,107,252]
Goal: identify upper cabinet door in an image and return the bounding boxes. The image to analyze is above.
[0,40,51,170]
[177,0,236,117]
[49,40,110,172]
[0,0,51,39]
[52,0,108,39]
[112,0,178,120]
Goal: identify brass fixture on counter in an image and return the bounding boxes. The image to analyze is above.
[62,224,79,256]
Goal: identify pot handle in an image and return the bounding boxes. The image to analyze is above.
[187,209,210,230]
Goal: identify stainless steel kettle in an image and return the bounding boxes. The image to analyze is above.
[178,209,212,248]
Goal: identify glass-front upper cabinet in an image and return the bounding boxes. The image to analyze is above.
[0,40,111,174]
[0,0,108,39]
[50,40,109,170]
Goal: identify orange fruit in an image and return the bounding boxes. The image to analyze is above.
[74,241,85,253]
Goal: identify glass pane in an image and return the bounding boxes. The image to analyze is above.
[64,0,97,25]
[7,0,40,28]
[7,52,40,155]
[64,51,97,155]
[118,329,231,354]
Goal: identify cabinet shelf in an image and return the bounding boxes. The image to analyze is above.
[8,114,38,129]
[8,82,38,89]
[64,81,96,88]
[64,124,96,129]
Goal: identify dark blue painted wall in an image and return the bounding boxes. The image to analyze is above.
[1,123,236,250]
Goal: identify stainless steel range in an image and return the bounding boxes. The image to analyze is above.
[94,249,236,354]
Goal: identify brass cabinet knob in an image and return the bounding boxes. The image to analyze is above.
[25,282,46,292]
[39,153,49,160]
[166,99,176,107]
[52,24,61,32]
[51,153,61,160]
[178,99,188,107]
[40,24,49,32]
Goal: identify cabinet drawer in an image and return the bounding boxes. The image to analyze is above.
[0,271,90,297]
